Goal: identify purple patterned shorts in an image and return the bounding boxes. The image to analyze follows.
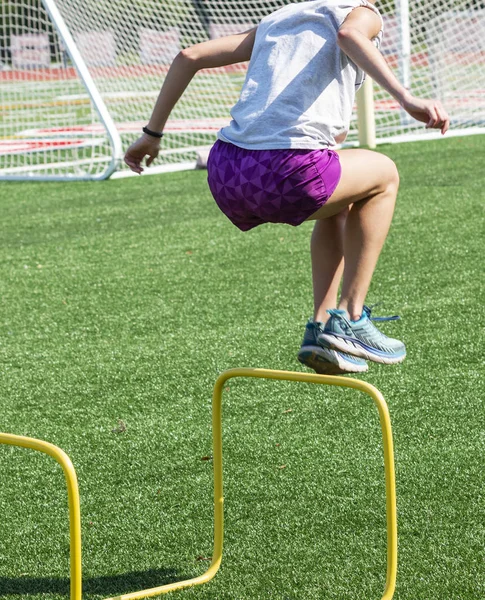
[207,140,341,231]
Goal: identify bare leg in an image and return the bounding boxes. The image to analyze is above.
[311,209,348,322]
[307,148,399,320]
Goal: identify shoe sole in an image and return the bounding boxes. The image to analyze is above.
[320,333,406,365]
[298,346,368,374]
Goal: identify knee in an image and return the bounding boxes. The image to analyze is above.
[382,156,400,195]
[316,206,349,229]
[331,206,350,224]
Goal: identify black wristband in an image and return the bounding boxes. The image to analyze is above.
[142,126,164,138]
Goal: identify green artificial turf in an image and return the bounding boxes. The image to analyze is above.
[0,135,484,600]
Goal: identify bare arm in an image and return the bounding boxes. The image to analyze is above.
[125,29,257,174]
[338,7,449,134]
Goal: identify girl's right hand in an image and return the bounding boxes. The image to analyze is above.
[124,134,161,174]
[400,93,450,134]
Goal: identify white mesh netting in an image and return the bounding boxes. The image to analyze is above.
[1,0,484,180]
[0,0,117,179]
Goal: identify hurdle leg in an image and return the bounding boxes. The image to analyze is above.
[0,432,82,600]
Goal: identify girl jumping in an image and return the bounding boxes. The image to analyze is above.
[125,0,449,374]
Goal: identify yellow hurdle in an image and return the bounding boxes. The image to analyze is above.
[0,433,82,600]
[0,368,397,600]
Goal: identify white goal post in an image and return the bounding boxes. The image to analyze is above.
[1,0,484,181]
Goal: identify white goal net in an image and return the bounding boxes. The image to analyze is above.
[1,0,484,180]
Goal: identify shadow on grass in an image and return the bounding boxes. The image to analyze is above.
[0,567,198,597]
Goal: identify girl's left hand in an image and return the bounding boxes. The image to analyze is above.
[124,134,161,174]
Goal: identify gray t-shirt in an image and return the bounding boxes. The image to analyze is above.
[218,0,383,149]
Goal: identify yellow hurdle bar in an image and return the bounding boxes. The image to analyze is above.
[212,368,398,600]
[106,368,397,600]
[0,368,397,600]
[0,432,82,600]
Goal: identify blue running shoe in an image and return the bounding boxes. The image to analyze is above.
[298,320,368,375]
[320,306,406,365]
